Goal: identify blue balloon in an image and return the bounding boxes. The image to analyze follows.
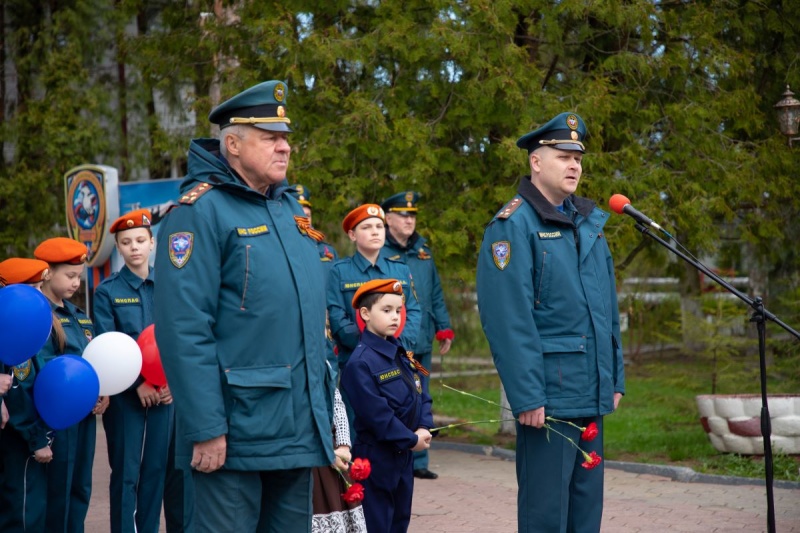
[34,355,99,431]
[0,284,53,366]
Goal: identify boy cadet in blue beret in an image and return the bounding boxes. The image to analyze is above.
[153,80,335,532]
[380,191,453,480]
[476,112,625,533]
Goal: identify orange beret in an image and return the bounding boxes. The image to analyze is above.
[352,278,403,308]
[0,258,49,285]
[110,208,152,234]
[34,237,88,265]
[342,204,385,233]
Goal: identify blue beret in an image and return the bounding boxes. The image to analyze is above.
[208,80,292,133]
[288,184,312,207]
[381,191,419,214]
[516,112,587,153]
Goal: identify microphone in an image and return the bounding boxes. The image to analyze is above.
[608,194,664,232]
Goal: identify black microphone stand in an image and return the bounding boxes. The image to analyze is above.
[634,223,800,533]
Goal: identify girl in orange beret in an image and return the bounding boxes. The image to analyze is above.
[0,257,55,531]
[93,209,186,533]
[33,237,106,531]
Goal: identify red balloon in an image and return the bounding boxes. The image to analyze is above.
[137,324,167,387]
[355,305,406,338]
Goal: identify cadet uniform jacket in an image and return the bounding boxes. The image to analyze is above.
[382,232,452,355]
[37,300,94,364]
[476,178,625,419]
[340,330,433,450]
[327,252,421,365]
[153,138,334,471]
[1,359,48,452]
[93,265,154,390]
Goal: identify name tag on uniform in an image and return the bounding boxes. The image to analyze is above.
[113,297,141,305]
[236,225,269,237]
[537,231,563,239]
[342,281,366,291]
[375,367,402,383]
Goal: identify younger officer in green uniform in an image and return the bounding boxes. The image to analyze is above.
[35,237,108,533]
[380,191,453,480]
[476,113,625,533]
[0,258,53,533]
[153,80,334,532]
[93,209,178,533]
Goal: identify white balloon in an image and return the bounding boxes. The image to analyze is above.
[82,332,143,396]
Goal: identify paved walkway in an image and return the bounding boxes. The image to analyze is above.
[86,424,800,532]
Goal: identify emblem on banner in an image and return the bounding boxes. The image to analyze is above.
[65,169,107,264]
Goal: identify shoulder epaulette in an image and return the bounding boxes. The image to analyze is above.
[497,197,523,219]
[179,182,214,205]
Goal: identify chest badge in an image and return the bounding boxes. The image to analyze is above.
[13,360,31,382]
[168,232,194,269]
[491,241,511,270]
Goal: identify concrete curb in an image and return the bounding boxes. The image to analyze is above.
[431,440,800,490]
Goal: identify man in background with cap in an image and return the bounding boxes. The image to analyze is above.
[288,184,339,275]
[476,112,625,532]
[380,191,453,480]
[154,80,334,532]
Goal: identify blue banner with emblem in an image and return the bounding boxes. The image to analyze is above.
[64,165,182,306]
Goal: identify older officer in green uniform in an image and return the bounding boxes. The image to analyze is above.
[476,112,625,533]
[380,191,453,480]
[153,80,334,533]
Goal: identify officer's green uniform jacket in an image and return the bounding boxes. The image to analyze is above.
[153,138,334,471]
[476,178,625,419]
[382,232,451,355]
[327,252,422,365]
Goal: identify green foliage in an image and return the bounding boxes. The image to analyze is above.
[2,0,800,316]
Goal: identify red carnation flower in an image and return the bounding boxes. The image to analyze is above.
[581,422,599,442]
[581,451,603,470]
[342,482,365,503]
[350,458,371,481]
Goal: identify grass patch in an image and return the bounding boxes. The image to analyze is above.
[430,354,800,482]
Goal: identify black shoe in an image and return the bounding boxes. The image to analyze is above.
[413,468,438,480]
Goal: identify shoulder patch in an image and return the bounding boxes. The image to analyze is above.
[179,183,214,205]
[168,232,194,268]
[492,241,511,270]
[497,197,523,219]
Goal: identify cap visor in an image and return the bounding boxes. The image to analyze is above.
[551,142,585,153]
[253,122,293,133]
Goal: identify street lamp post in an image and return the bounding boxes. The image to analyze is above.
[774,85,800,147]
